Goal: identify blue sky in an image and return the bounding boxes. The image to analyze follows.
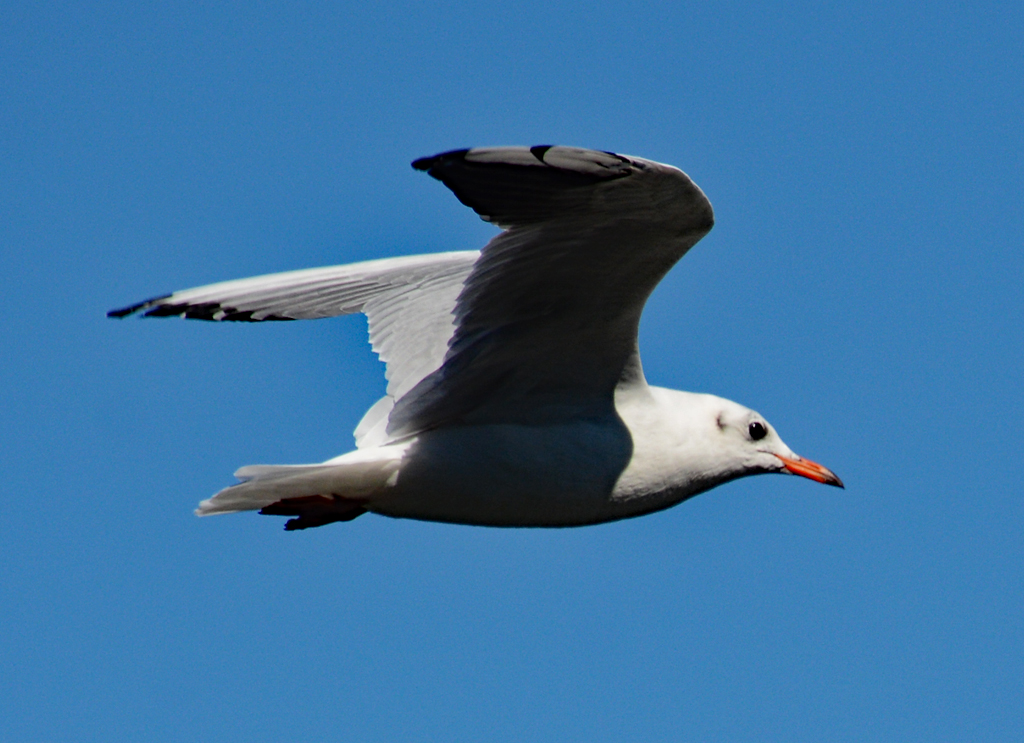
[2,1,1021,740]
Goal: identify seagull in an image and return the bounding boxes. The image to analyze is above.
[110,145,842,530]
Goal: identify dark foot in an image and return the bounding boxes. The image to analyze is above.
[259,495,367,530]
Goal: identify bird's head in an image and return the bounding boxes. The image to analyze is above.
[711,399,844,488]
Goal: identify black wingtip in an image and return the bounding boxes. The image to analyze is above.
[107,305,139,319]
[107,294,173,319]
[529,145,554,162]
[412,148,469,172]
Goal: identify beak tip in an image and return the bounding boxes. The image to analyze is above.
[775,454,844,490]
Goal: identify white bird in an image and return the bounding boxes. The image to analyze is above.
[110,146,842,530]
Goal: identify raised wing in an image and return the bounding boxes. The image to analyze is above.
[109,251,479,445]
[387,146,714,436]
[110,146,712,444]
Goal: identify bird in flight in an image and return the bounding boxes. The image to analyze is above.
[110,145,842,530]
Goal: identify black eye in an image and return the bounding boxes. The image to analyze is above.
[748,421,768,441]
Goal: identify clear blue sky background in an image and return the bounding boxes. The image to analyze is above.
[2,1,1021,740]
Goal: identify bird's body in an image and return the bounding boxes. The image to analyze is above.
[111,146,841,530]
[318,388,744,527]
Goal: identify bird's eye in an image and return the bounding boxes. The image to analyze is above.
[749,421,768,441]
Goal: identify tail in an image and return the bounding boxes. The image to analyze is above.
[197,453,401,530]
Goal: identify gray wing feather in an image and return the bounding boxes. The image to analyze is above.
[389,146,714,436]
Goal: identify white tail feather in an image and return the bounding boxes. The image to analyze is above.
[196,452,403,516]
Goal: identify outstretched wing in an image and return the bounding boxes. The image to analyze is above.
[110,145,713,444]
[109,251,479,445]
[387,146,714,436]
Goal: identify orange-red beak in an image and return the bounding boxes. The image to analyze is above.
[775,454,844,488]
